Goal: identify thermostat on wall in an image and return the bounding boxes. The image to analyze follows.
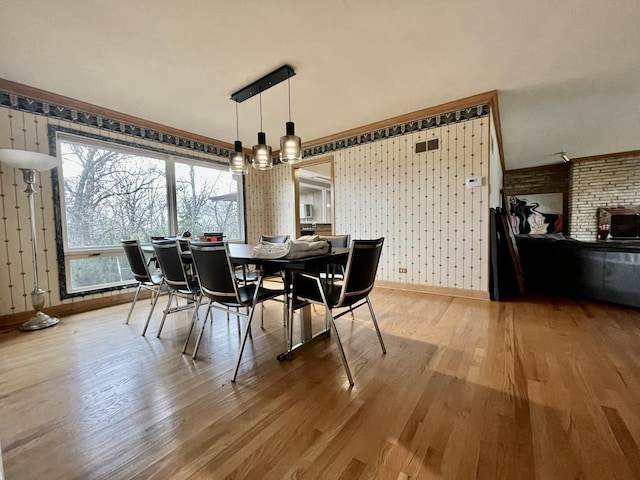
[465,175,482,188]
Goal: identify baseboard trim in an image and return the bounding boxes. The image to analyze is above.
[375,280,490,300]
[0,291,149,330]
[0,282,489,331]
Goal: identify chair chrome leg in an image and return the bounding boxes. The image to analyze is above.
[243,307,253,337]
[232,305,256,382]
[329,315,354,386]
[156,292,174,338]
[232,282,262,383]
[183,299,203,354]
[125,284,142,324]
[312,275,354,386]
[141,284,163,336]
[192,303,210,360]
[366,297,386,354]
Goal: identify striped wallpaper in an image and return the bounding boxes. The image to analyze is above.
[328,117,489,291]
[1,110,58,316]
[244,164,294,243]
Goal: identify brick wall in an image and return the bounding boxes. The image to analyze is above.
[569,155,640,241]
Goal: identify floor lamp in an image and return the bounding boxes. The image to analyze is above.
[0,149,62,331]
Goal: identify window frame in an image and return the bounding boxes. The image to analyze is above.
[51,127,245,298]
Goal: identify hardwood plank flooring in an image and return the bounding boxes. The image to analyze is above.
[0,289,639,479]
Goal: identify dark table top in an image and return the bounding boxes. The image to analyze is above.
[143,242,349,269]
[228,244,349,270]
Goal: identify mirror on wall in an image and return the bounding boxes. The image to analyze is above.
[294,157,334,238]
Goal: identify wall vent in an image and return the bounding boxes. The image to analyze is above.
[416,138,440,153]
[427,138,440,151]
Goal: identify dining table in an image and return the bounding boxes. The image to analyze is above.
[227,243,349,360]
[142,241,349,360]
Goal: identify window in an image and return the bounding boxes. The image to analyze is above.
[174,161,240,239]
[56,133,244,295]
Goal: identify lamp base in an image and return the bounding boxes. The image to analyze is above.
[19,311,60,331]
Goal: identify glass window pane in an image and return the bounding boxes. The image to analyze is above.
[69,255,134,290]
[55,133,245,296]
[60,140,169,248]
[174,161,240,240]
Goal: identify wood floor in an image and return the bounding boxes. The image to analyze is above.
[1,288,639,479]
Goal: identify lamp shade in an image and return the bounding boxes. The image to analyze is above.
[252,132,273,170]
[0,149,61,171]
[229,141,248,175]
[279,121,302,164]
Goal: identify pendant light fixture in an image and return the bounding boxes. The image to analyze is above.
[230,65,297,171]
[229,103,248,175]
[279,76,302,163]
[251,91,273,170]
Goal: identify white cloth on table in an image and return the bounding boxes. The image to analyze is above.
[251,238,329,259]
[285,239,329,258]
[252,241,291,259]
[296,234,320,242]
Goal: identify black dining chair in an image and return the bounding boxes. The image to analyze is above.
[291,237,387,386]
[317,234,350,248]
[317,234,351,282]
[121,239,165,328]
[234,234,290,326]
[150,239,201,338]
[187,241,286,362]
[259,234,290,244]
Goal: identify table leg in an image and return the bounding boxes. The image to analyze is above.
[277,275,330,361]
[299,305,312,341]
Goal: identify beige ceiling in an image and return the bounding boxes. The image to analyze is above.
[1,0,639,170]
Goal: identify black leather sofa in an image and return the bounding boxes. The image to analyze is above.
[515,234,640,308]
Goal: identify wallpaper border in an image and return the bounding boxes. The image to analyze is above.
[302,104,489,157]
[1,87,488,164]
[0,89,233,158]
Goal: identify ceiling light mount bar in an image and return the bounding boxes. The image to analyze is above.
[231,65,296,103]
